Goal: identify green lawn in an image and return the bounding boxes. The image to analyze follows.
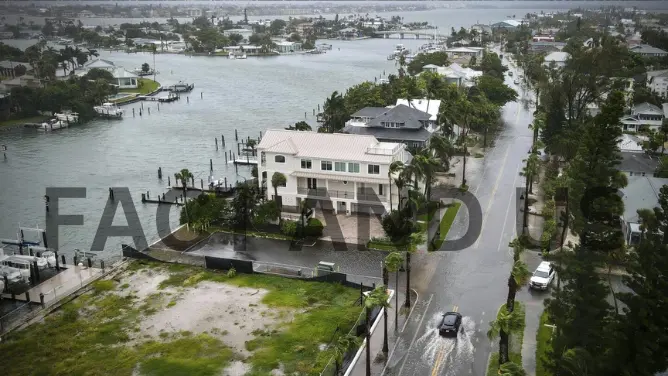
[536,311,553,376]
[0,261,361,376]
[430,202,462,251]
[0,115,49,128]
[486,302,526,376]
[119,78,160,94]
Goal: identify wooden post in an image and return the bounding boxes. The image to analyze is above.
[39,293,45,308]
[61,254,66,266]
[55,250,60,271]
[210,158,213,171]
[148,107,150,115]
[201,92,203,99]
[225,152,228,164]
[200,179,204,190]
[168,175,171,186]
[133,108,135,117]
[141,193,146,202]
[33,261,40,282]
[222,135,225,147]
[235,129,238,141]
[191,176,195,187]
[87,258,92,268]
[187,96,189,103]
[215,138,218,150]
[158,167,162,179]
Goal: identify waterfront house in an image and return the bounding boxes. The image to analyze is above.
[620,102,665,132]
[342,103,436,148]
[620,176,668,246]
[338,27,359,39]
[629,44,668,58]
[257,129,411,215]
[75,59,139,89]
[542,51,570,69]
[274,41,302,53]
[224,28,254,43]
[491,20,522,30]
[646,69,668,98]
[443,47,484,59]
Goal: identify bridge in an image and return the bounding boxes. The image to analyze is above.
[373,29,448,40]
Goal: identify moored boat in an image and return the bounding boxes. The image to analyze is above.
[94,103,124,119]
[39,119,68,131]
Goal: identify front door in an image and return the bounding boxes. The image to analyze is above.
[307,178,317,189]
[338,201,346,213]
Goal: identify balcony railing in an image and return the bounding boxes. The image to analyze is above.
[296,187,387,202]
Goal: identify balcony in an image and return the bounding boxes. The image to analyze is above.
[296,187,387,202]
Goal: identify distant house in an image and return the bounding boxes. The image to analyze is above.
[342,103,437,148]
[0,74,41,92]
[532,35,555,42]
[421,63,482,87]
[274,41,302,53]
[491,20,522,30]
[646,69,668,98]
[629,44,668,57]
[620,102,665,132]
[543,51,570,69]
[443,47,484,59]
[528,41,567,54]
[0,60,29,77]
[223,28,253,42]
[620,176,668,246]
[338,28,359,39]
[78,10,96,18]
[470,24,492,35]
[528,41,567,53]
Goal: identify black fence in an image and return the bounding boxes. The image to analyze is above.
[204,256,253,274]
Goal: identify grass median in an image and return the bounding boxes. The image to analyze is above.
[536,311,553,376]
[119,78,160,95]
[429,201,462,251]
[0,260,362,376]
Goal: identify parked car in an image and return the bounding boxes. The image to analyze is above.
[530,261,556,290]
[438,312,462,337]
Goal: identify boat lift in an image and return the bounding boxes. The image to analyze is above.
[0,225,48,254]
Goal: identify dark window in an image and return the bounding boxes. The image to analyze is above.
[368,164,380,174]
[379,184,383,196]
[321,161,332,171]
[443,315,457,325]
[275,155,286,163]
[301,159,312,169]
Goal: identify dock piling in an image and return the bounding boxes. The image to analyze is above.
[318,104,320,111]
[61,254,65,266]
[225,153,228,164]
[133,108,135,117]
[168,175,171,186]
[235,129,238,141]
[191,176,195,187]
[158,167,162,179]
[25,292,30,302]
[101,260,105,271]
[200,179,204,190]
[224,177,227,188]
[40,293,45,308]
[201,92,203,99]
[210,158,213,171]
[141,193,146,203]
[139,109,142,116]
[313,109,315,116]
[215,138,218,150]
[73,256,78,267]
[55,250,60,270]
[222,135,225,147]
[87,258,92,268]
[29,247,33,256]
[187,96,189,103]
[304,112,307,119]
[109,188,114,200]
[148,108,150,115]
[33,261,40,282]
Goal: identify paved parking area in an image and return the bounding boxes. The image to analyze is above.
[314,209,385,244]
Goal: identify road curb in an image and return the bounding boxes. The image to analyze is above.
[380,288,419,376]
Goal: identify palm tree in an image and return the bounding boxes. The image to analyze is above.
[60,61,68,76]
[498,361,527,376]
[322,91,346,133]
[487,307,523,365]
[385,252,403,332]
[412,152,440,201]
[388,161,404,211]
[368,285,390,358]
[175,169,194,225]
[393,174,407,209]
[271,172,287,209]
[661,117,668,154]
[333,334,359,375]
[521,152,540,194]
[506,259,530,313]
[428,134,454,172]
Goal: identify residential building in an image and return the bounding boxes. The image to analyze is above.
[274,41,302,53]
[646,69,668,98]
[527,41,566,54]
[620,102,665,132]
[491,20,522,30]
[0,31,14,39]
[223,28,254,42]
[532,35,555,42]
[443,47,484,59]
[470,24,492,35]
[543,51,570,69]
[619,152,659,177]
[342,103,437,148]
[0,75,41,92]
[0,61,29,77]
[421,63,482,87]
[296,22,314,35]
[629,44,668,57]
[74,59,139,89]
[257,129,412,215]
[620,176,668,245]
[338,28,359,39]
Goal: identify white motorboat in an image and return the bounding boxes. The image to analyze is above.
[237,53,247,59]
[39,119,68,131]
[0,258,31,281]
[0,265,22,283]
[95,103,123,118]
[228,52,236,59]
[0,247,48,269]
[41,250,58,267]
[55,110,79,123]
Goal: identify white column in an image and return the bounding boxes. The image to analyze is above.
[386,183,390,203]
[325,178,329,193]
[353,181,358,200]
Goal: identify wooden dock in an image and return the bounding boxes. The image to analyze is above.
[232,157,258,165]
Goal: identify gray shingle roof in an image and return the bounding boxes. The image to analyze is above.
[351,107,389,118]
[621,176,668,223]
[633,102,663,115]
[630,44,668,54]
[342,124,433,142]
[619,152,659,174]
[366,104,431,129]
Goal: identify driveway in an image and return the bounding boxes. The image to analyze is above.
[315,210,386,244]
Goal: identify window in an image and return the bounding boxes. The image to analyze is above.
[335,162,346,172]
[321,161,332,171]
[275,155,286,163]
[301,159,312,169]
[378,184,383,196]
[348,163,360,173]
[368,164,380,174]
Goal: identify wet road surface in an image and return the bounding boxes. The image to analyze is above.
[384,58,537,376]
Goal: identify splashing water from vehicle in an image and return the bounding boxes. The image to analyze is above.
[414,313,477,374]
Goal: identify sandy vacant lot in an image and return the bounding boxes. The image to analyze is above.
[1,260,361,376]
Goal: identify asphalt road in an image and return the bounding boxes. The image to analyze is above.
[383,57,538,376]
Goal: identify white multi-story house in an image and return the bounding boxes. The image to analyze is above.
[257,130,411,215]
[620,102,665,132]
[421,63,482,87]
[646,69,668,98]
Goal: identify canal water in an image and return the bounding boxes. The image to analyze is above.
[2,0,666,259]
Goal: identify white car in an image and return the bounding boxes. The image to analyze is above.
[530,261,556,290]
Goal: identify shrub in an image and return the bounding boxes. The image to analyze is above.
[303,218,324,237]
[226,267,236,278]
[542,199,556,218]
[281,220,298,237]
